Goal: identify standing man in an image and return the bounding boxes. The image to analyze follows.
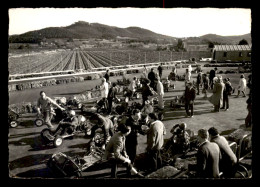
[155,78,165,110]
[184,82,196,118]
[196,71,202,95]
[128,76,137,100]
[236,74,247,97]
[141,79,154,109]
[36,91,65,130]
[145,113,166,173]
[208,76,225,112]
[100,78,109,110]
[157,63,163,80]
[125,109,143,175]
[191,129,221,178]
[209,68,217,90]
[202,73,209,98]
[221,78,232,111]
[104,124,144,178]
[185,68,191,86]
[104,69,110,83]
[107,82,117,115]
[142,65,148,79]
[208,127,237,178]
[148,68,156,91]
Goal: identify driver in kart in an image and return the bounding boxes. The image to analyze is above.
[53,110,79,136]
[89,113,115,149]
[36,91,65,130]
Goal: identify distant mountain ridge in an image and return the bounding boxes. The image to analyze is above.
[9,21,251,44]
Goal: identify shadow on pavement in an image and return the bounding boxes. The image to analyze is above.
[9,132,40,139]
[14,167,53,178]
[9,153,53,170]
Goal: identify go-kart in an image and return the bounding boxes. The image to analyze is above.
[41,115,88,147]
[46,129,107,178]
[34,107,68,127]
[8,108,20,128]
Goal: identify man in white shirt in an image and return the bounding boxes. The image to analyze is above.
[99,78,109,110]
[36,91,65,129]
[155,78,164,109]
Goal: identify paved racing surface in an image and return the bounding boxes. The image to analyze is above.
[8,65,252,179]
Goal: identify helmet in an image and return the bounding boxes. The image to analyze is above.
[69,110,76,116]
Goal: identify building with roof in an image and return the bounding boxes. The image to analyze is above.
[212,45,251,62]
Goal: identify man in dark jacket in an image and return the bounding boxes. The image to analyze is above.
[107,82,117,114]
[141,79,154,108]
[148,68,156,91]
[192,129,221,178]
[157,63,163,80]
[208,127,237,178]
[104,69,110,82]
[125,109,143,175]
[184,82,196,117]
[221,78,232,111]
[209,68,217,90]
[196,72,202,95]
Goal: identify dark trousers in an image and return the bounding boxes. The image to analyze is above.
[147,149,162,172]
[209,79,214,89]
[222,95,229,109]
[185,103,194,116]
[197,84,200,94]
[110,159,133,178]
[107,98,113,113]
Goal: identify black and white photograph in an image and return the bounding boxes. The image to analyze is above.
[8,7,252,180]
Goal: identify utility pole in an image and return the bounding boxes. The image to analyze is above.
[171,51,172,61]
[159,51,160,62]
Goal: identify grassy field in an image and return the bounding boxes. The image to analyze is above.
[8,63,252,178]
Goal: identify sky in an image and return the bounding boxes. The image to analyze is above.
[8,8,251,38]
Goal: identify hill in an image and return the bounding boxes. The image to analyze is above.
[186,33,251,45]
[9,21,251,45]
[9,21,177,44]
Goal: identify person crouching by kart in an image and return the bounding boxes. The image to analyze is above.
[104,124,144,178]
[163,122,190,157]
[89,113,115,150]
[36,91,65,130]
[53,110,79,136]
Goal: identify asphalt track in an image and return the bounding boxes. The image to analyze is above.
[8,66,252,179]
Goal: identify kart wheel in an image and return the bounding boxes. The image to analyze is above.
[10,121,19,128]
[54,136,63,147]
[34,118,44,127]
